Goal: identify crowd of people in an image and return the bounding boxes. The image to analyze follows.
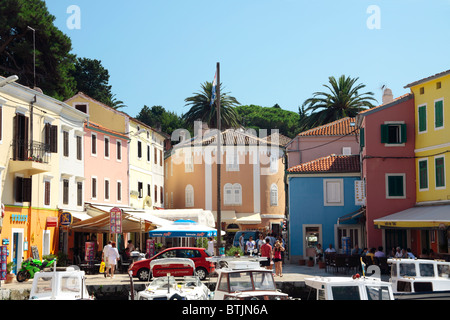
[238,232,286,277]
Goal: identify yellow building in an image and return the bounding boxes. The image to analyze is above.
[405,70,450,204]
[0,77,88,270]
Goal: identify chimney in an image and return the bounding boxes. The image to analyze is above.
[382,87,393,105]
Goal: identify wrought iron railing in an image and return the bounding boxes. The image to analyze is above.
[11,139,51,163]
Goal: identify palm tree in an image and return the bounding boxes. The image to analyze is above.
[300,75,377,129]
[183,81,240,129]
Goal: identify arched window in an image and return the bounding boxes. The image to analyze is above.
[270,183,278,206]
[233,184,242,205]
[224,183,242,205]
[185,184,194,207]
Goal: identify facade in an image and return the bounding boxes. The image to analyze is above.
[286,117,359,168]
[287,155,362,263]
[164,126,286,235]
[356,93,416,251]
[0,78,88,271]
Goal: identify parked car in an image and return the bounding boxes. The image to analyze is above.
[232,231,262,251]
[128,247,215,281]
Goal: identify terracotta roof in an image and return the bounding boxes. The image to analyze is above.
[297,117,358,137]
[287,154,360,173]
[358,93,413,116]
[262,132,292,146]
[85,121,130,140]
[404,68,450,88]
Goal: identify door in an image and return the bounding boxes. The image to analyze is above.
[13,114,29,161]
[11,229,24,274]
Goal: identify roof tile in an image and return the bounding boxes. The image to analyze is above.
[287,154,360,173]
[298,117,358,137]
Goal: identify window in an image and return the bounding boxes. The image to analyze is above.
[44,123,58,153]
[77,182,83,206]
[137,141,142,159]
[323,179,344,206]
[436,82,442,89]
[154,185,158,203]
[435,99,444,129]
[76,136,82,160]
[154,147,157,164]
[117,140,122,161]
[138,182,143,198]
[91,133,97,155]
[147,145,150,162]
[185,152,193,172]
[63,179,69,205]
[15,176,31,203]
[420,87,424,95]
[160,186,164,205]
[160,150,163,166]
[147,183,151,197]
[226,150,239,171]
[92,177,97,199]
[418,105,427,133]
[435,156,445,188]
[224,183,242,205]
[270,184,278,206]
[74,104,87,113]
[104,136,110,158]
[380,123,406,144]
[117,181,122,202]
[63,131,69,157]
[104,179,110,200]
[44,180,50,206]
[386,174,405,198]
[342,147,352,155]
[185,184,194,207]
[270,155,278,173]
[418,159,428,190]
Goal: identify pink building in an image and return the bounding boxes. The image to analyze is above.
[286,117,360,168]
[356,93,416,250]
[84,121,129,208]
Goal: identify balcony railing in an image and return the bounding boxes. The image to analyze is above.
[11,139,51,164]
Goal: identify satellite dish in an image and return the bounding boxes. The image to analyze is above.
[143,195,152,208]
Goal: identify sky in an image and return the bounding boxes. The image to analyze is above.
[45,0,450,119]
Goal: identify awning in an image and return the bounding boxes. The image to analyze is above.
[149,209,215,228]
[148,219,221,238]
[338,208,365,224]
[373,204,450,229]
[235,213,262,224]
[212,210,237,223]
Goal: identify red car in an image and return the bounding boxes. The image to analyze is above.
[128,247,215,281]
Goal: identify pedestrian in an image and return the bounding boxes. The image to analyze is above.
[127,240,135,252]
[257,234,265,254]
[325,244,336,254]
[108,241,120,278]
[351,244,362,256]
[315,244,323,263]
[375,246,385,258]
[406,248,415,259]
[394,247,403,258]
[102,241,112,277]
[260,238,273,270]
[239,233,245,253]
[388,247,396,258]
[273,240,285,277]
[246,236,256,256]
[207,237,215,256]
[366,248,376,263]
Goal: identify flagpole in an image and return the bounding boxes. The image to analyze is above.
[216,62,222,255]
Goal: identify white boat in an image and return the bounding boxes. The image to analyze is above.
[305,275,395,300]
[388,258,450,300]
[29,265,93,300]
[132,258,211,300]
[207,256,291,300]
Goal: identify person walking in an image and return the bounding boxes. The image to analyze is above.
[246,236,256,256]
[260,238,273,270]
[102,241,112,278]
[108,241,120,278]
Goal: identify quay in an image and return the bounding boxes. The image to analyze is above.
[0,263,354,300]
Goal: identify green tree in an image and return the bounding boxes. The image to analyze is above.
[136,105,186,136]
[0,0,76,99]
[300,75,377,129]
[183,81,240,129]
[235,104,300,138]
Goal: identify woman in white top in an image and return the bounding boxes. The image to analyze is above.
[108,242,120,278]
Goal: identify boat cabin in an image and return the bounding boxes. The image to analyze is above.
[388,258,450,295]
[29,267,91,300]
[305,276,394,300]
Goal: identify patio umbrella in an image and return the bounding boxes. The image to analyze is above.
[148,219,221,238]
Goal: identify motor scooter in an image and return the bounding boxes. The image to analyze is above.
[16,258,57,282]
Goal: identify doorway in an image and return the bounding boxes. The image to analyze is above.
[11,228,24,274]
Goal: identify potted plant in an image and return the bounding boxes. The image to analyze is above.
[5,262,15,283]
[298,258,306,265]
[307,256,314,267]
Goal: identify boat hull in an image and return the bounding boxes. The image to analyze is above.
[394,290,450,300]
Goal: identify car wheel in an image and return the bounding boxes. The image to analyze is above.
[137,268,151,281]
[195,267,207,280]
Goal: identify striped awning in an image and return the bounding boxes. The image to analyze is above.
[374,204,450,229]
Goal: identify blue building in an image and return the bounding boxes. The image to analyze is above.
[287,154,363,263]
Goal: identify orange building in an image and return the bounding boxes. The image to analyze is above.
[164,126,287,237]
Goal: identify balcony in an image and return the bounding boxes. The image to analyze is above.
[9,140,52,175]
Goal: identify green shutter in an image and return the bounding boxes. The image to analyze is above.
[435,100,443,128]
[400,124,407,143]
[435,157,445,188]
[418,106,427,132]
[419,160,428,189]
[388,175,404,197]
[360,128,365,148]
[380,124,389,143]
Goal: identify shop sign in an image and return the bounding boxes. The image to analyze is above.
[59,212,72,226]
[46,216,58,228]
[110,207,122,234]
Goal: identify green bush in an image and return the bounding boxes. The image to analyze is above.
[225,246,244,256]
